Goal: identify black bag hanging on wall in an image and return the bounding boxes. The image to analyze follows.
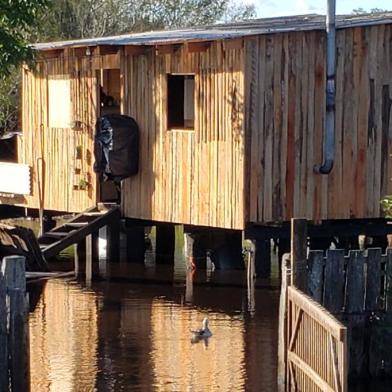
[94,114,139,182]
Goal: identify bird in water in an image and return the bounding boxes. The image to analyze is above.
[191,318,212,343]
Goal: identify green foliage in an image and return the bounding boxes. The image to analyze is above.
[0,69,19,135]
[0,0,49,76]
[39,0,256,41]
[381,196,392,218]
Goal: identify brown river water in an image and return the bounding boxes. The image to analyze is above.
[27,243,280,392]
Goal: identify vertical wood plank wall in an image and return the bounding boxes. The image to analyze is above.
[3,53,108,212]
[245,25,392,224]
[121,42,245,229]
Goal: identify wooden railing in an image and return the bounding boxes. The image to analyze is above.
[286,286,347,392]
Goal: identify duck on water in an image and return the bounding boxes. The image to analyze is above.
[191,318,212,343]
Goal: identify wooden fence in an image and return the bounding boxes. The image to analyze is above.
[0,256,29,391]
[286,285,347,392]
[303,246,392,378]
[279,218,392,392]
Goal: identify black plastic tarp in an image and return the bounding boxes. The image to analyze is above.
[94,114,139,182]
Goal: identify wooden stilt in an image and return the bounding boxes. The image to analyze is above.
[125,224,145,263]
[184,232,207,269]
[74,241,86,277]
[86,231,99,283]
[107,222,120,262]
[155,225,175,265]
[253,238,271,278]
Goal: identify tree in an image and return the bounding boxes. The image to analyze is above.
[0,0,49,76]
[40,0,256,41]
[352,8,390,15]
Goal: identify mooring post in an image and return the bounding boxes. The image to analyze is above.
[277,253,291,392]
[86,231,99,283]
[2,256,29,392]
[155,224,175,265]
[0,265,7,392]
[9,288,29,392]
[290,218,308,293]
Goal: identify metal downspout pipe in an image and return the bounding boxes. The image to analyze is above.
[314,0,336,174]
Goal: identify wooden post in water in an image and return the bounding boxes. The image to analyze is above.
[124,222,145,264]
[184,232,207,269]
[0,268,7,392]
[74,241,86,277]
[290,218,308,293]
[155,224,175,265]
[9,288,29,392]
[1,255,29,392]
[277,253,291,392]
[107,221,120,262]
[86,232,99,283]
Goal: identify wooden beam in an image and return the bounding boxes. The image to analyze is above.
[155,44,182,55]
[125,45,152,56]
[187,41,211,53]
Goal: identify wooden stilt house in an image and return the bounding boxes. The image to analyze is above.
[1,13,392,231]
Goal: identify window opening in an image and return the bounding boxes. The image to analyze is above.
[97,69,121,116]
[167,74,194,129]
[48,75,72,128]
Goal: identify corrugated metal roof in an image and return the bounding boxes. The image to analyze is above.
[33,12,392,51]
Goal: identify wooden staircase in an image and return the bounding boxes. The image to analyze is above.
[39,203,120,259]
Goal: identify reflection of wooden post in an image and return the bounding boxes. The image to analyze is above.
[291,218,308,292]
[0,266,7,392]
[278,254,291,391]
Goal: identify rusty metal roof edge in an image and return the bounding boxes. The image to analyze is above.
[32,12,392,51]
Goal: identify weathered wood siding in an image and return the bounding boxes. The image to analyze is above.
[245,25,392,224]
[121,42,245,229]
[0,52,110,212]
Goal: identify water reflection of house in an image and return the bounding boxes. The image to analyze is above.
[150,300,246,391]
[29,281,98,392]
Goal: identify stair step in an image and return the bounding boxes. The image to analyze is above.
[64,222,89,227]
[44,231,73,238]
[83,212,105,217]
